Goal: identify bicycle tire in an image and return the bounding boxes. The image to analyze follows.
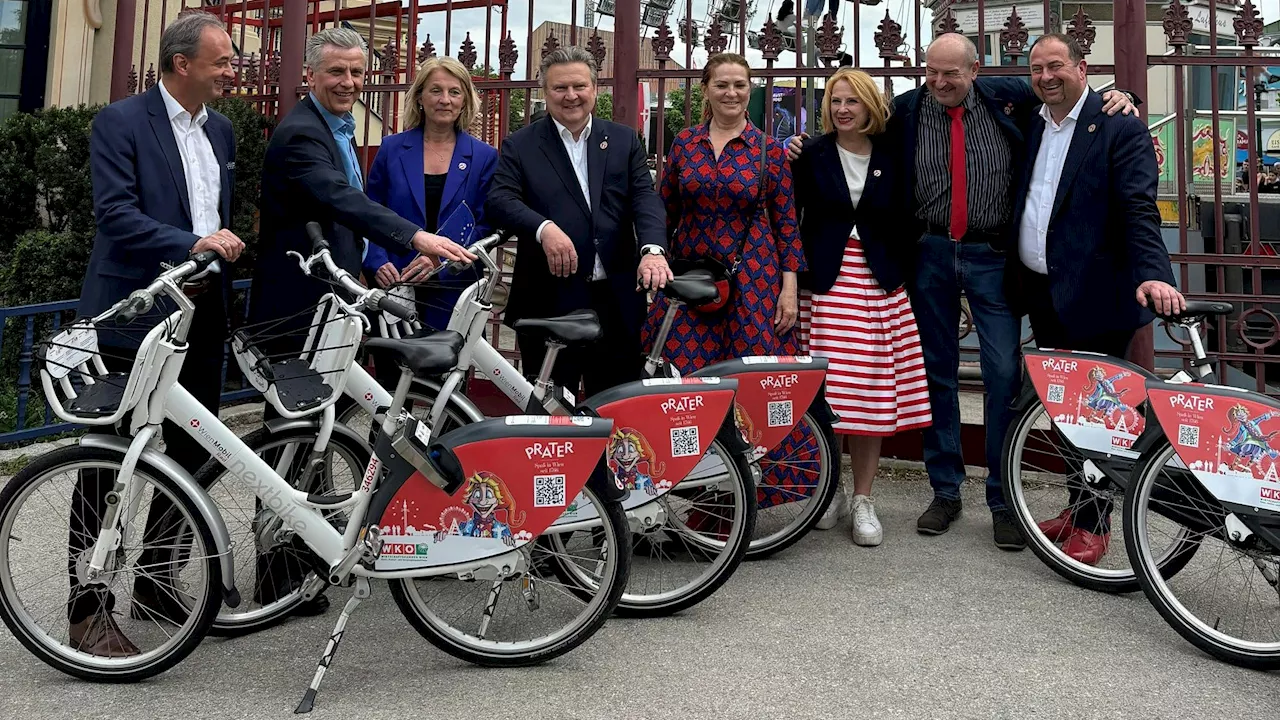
[1002,396,1199,593]
[745,410,840,560]
[389,483,631,667]
[0,445,221,682]
[1124,438,1280,671]
[195,424,371,636]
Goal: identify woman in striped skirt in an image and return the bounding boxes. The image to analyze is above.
[790,68,932,546]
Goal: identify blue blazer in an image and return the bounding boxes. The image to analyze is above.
[1009,90,1176,335]
[363,126,498,276]
[79,85,236,321]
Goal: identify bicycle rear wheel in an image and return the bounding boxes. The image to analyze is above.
[747,410,839,559]
[1125,438,1280,670]
[389,484,630,666]
[0,446,221,681]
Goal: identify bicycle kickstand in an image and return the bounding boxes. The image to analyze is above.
[295,576,371,714]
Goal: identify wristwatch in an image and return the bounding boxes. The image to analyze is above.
[641,245,666,257]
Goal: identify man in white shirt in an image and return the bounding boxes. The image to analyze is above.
[73,11,244,656]
[1012,33,1184,565]
[489,46,671,398]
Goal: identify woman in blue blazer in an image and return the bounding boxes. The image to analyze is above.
[364,55,499,331]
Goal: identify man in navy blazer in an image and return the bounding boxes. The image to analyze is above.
[1012,33,1183,565]
[488,46,670,397]
[248,28,474,351]
[73,12,243,656]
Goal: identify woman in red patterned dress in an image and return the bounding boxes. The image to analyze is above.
[791,68,932,546]
[641,53,810,527]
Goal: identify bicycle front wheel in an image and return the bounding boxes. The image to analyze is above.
[747,410,839,559]
[389,483,631,667]
[0,445,221,682]
[1125,438,1280,670]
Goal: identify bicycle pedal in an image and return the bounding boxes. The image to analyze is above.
[360,525,383,563]
[521,573,540,611]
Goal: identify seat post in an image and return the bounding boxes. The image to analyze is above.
[381,365,416,437]
[643,299,684,376]
[534,341,566,400]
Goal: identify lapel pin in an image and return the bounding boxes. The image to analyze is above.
[600,140,608,150]
[1088,123,1096,133]
[873,169,882,177]
[459,161,467,170]
[1004,103,1013,115]
[226,161,236,170]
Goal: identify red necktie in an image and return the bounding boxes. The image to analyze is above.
[946,105,967,241]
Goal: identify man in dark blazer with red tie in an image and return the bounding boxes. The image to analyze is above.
[1011,33,1183,565]
[488,46,671,398]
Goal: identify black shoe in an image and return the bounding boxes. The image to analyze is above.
[917,497,963,535]
[991,509,1027,551]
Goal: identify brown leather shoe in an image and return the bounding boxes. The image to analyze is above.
[68,612,141,657]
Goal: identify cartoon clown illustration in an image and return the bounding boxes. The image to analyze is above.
[607,428,664,496]
[1083,366,1136,426]
[435,471,525,545]
[1221,404,1280,474]
[734,401,761,446]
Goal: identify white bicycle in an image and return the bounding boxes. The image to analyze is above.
[0,231,629,712]
[338,235,833,617]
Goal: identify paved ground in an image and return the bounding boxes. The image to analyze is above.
[1,467,1276,720]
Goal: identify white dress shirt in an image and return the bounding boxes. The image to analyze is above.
[836,144,870,209]
[1018,90,1089,275]
[158,80,222,238]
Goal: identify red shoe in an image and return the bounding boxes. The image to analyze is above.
[1061,529,1111,566]
[1037,509,1074,543]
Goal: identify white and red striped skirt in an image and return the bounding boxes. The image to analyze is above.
[797,236,932,436]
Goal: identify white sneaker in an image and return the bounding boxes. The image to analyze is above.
[851,494,883,546]
[815,487,849,530]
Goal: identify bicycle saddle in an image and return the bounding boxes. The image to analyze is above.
[1155,300,1234,323]
[664,269,722,306]
[513,310,602,345]
[365,330,464,377]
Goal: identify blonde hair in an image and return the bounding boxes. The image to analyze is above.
[700,52,752,123]
[402,56,480,132]
[820,68,890,136]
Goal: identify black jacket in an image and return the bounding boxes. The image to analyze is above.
[791,132,906,294]
[487,116,666,335]
[248,95,421,336]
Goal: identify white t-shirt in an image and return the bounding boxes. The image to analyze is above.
[836,144,871,210]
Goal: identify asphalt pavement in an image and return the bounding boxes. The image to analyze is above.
[1,470,1276,720]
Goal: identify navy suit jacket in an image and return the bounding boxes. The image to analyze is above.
[79,85,236,322]
[1009,90,1175,335]
[363,126,498,274]
[487,116,666,335]
[889,77,1041,261]
[791,132,906,294]
[248,95,421,333]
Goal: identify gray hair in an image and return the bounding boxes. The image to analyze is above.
[305,27,368,69]
[159,11,226,74]
[539,46,598,87]
[928,32,979,66]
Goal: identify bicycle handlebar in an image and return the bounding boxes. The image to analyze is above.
[288,226,419,324]
[377,294,416,321]
[106,249,226,325]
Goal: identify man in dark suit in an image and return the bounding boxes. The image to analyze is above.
[249,27,474,348]
[1012,33,1183,565]
[488,46,670,398]
[72,11,242,656]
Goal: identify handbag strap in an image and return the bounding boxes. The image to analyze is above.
[729,128,770,271]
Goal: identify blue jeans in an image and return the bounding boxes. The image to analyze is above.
[912,234,1022,511]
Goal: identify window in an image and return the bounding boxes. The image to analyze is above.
[0,0,27,121]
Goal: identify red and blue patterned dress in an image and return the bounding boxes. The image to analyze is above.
[642,121,816,511]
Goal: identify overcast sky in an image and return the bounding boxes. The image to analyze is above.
[408,0,937,78]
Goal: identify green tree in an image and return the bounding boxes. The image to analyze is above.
[594,93,613,121]
[664,83,704,140]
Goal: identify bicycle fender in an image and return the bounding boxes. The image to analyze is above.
[411,376,487,424]
[263,416,373,456]
[78,434,241,608]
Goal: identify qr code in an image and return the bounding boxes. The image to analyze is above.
[1046,384,1066,404]
[767,400,794,428]
[1177,424,1200,448]
[533,474,566,507]
[671,426,700,457]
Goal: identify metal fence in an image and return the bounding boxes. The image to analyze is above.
[7,0,1273,444]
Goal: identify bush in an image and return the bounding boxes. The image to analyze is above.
[210,96,275,278]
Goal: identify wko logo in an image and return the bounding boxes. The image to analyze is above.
[1261,487,1280,502]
